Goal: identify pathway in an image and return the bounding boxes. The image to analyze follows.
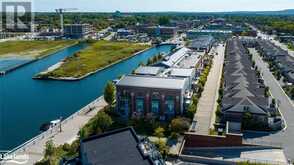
[192,44,225,134]
[2,97,107,165]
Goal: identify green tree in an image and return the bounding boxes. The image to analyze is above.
[154,139,169,158]
[158,16,170,26]
[290,87,294,99]
[44,140,55,158]
[271,98,276,107]
[154,127,165,139]
[187,103,197,119]
[147,58,152,65]
[264,86,269,97]
[104,82,116,105]
[170,117,190,134]
[94,111,113,132]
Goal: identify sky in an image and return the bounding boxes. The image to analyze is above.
[31,0,294,12]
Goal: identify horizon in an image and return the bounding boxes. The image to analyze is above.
[31,0,294,12]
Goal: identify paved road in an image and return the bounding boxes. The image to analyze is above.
[249,24,294,58]
[2,97,107,165]
[192,44,225,134]
[244,49,294,160]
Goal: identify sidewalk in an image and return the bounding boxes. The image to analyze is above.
[192,45,225,135]
[3,97,107,165]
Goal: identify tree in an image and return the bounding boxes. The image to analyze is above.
[154,127,165,139]
[187,103,197,119]
[94,111,113,132]
[154,139,169,158]
[147,58,152,65]
[170,117,190,134]
[104,82,116,105]
[264,86,269,97]
[44,140,55,158]
[271,98,276,107]
[158,16,170,26]
[290,87,294,99]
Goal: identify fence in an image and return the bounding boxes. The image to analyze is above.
[2,96,104,160]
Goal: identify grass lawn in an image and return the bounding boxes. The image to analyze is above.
[0,40,77,58]
[44,41,149,78]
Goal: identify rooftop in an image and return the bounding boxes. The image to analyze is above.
[222,38,269,114]
[169,68,195,77]
[187,29,233,33]
[80,127,164,165]
[117,75,187,90]
[188,35,215,49]
[134,66,164,76]
[159,47,192,68]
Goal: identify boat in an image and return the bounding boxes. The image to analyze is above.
[40,119,61,132]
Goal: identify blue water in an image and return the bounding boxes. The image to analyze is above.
[0,57,34,72]
[0,44,173,150]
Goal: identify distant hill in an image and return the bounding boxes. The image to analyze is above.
[125,9,294,16]
[236,9,294,15]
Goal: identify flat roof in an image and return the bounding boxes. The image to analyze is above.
[189,35,214,48]
[80,127,152,165]
[188,29,233,33]
[117,75,187,90]
[169,68,195,77]
[160,47,191,67]
[134,66,163,76]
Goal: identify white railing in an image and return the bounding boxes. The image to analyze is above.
[2,96,104,160]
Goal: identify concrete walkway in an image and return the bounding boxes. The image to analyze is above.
[2,97,107,165]
[192,44,225,135]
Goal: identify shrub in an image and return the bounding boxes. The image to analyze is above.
[187,103,197,119]
[154,127,165,139]
[170,117,190,134]
[154,139,169,158]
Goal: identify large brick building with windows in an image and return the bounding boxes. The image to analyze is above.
[116,75,189,120]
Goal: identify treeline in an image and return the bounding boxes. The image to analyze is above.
[227,15,294,35]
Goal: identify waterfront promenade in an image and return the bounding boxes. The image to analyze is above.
[2,97,107,165]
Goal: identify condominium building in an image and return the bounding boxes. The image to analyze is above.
[64,24,93,39]
[116,75,189,120]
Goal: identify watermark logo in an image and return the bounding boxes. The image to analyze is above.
[0,150,29,164]
[1,1,33,32]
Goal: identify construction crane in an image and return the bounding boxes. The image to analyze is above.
[55,8,78,34]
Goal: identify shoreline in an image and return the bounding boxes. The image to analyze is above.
[3,96,107,164]
[0,41,79,76]
[34,46,154,81]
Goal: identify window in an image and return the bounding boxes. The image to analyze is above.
[119,96,129,115]
[151,99,160,114]
[136,97,144,113]
[166,96,175,114]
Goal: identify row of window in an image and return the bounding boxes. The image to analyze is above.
[119,96,175,115]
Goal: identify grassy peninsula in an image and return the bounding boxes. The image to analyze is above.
[39,41,150,79]
[0,40,77,58]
